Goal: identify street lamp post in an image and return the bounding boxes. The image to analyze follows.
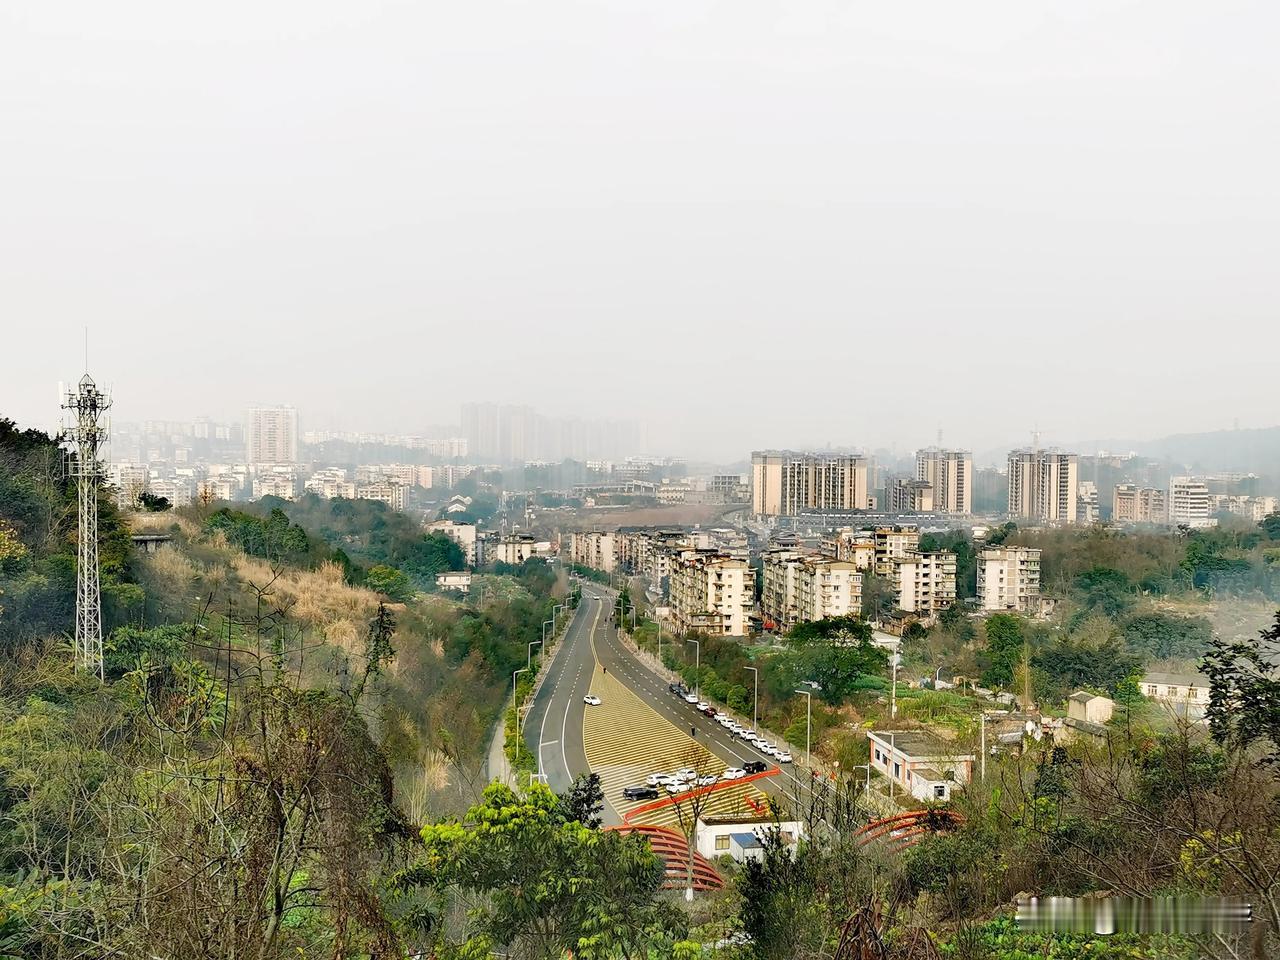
[890,653,900,720]
[745,666,759,731]
[552,603,564,631]
[685,638,700,698]
[513,667,529,762]
[794,689,813,766]
[528,639,543,669]
[851,762,872,803]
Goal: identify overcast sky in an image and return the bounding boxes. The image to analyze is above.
[2,1,1277,460]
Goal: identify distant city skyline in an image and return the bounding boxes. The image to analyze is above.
[4,3,1278,461]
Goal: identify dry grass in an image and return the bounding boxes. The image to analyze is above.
[140,544,202,599]
[230,555,382,654]
[130,512,201,538]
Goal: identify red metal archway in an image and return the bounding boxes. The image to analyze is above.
[605,824,724,890]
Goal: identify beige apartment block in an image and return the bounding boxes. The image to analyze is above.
[914,447,973,515]
[668,551,754,637]
[246,405,299,465]
[976,545,1041,613]
[886,478,935,513]
[1007,449,1079,524]
[873,526,920,575]
[1168,477,1216,529]
[426,519,478,566]
[820,528,876,570]
[1112,484,1168,524]
[569,531,617,573]
[887,551,957,617]
[750,451,872,516]
[490,535,537,566]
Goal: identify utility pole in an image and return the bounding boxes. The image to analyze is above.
[890,652,900,719]
[62,373,110,680]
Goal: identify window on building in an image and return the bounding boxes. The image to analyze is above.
[715,835,730,852]
[893,762,900,779]
[934,785,946,799]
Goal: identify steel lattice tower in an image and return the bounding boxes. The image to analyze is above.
[62,374,110,678]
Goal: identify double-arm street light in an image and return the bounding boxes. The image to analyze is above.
[794,688,813,766]
[744,665,759,731]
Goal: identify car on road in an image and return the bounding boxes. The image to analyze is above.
[759,741,777,755]
[622,785,660,800]
[721,767,746,780]
[683,693,699,704]
[739,729,756,741]
[696,701,709,711]
[729,722,745,734]
[646,773,675,787]
[743,760,767,774]
[665,781,692,795]
[701,705,717,718]
[674,767,697,782]
[696,774,718,787]
[583,694,602,706]
[776,751,793,763]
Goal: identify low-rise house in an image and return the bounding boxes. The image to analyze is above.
[1141,671,1210,722]
[867,730,975,802]
[435,571,472,594]
[1057,691,1114,744]
[695,814,804,864]
[490,534,538,566]
[426,519,478,566]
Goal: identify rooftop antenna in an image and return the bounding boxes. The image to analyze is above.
[61,360,111,679]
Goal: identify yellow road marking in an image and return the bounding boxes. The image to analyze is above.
[582,662,766,828]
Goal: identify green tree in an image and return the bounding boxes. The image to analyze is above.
[559,773,604,830]
[365,564,413,601]
[981,613,1025,688]
[1203,610,1280,764]
[402,782,683,959]
[1122,612,1213,660]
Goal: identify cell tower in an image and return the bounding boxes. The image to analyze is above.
[62,374,111,678]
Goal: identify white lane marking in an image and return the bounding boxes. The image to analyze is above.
[541,739,559,746]
[562,598,601,781]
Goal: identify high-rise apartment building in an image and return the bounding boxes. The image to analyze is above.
[246,406,298,464]
[914,448,973,515]
[1169,477,1216,528]
[1112,484,1168,524]
[750,451,873,517]
[977,546,1042,613]
[1007,449,1079,524]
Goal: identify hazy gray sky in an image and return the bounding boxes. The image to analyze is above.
[3,1,1277,460]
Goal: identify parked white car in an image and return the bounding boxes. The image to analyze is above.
[697,775,718,787]
[776,751,794,763]
[646,773,674,787]
[583,694,602,706]
[696,701,710,711]
[684,693,699,704]
[739,729,756,741]
[666,781,692,794]
[721,767,746,781]
[674,767,697,782]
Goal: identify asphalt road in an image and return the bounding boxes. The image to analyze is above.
[522,592,615,815]
[524,585,821,812]
[582,586,823,805]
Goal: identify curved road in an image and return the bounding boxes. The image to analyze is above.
[525,585,821,824]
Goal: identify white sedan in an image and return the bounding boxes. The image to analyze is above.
[646,773,674,787]
[683,693,699,704]
[674,767,697,782]
[696,775,718,787]
[666,781,692,795]
[739,729,756,740]
[721,767,746,781]
[583,695,602,706]
[776,751,794,763]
